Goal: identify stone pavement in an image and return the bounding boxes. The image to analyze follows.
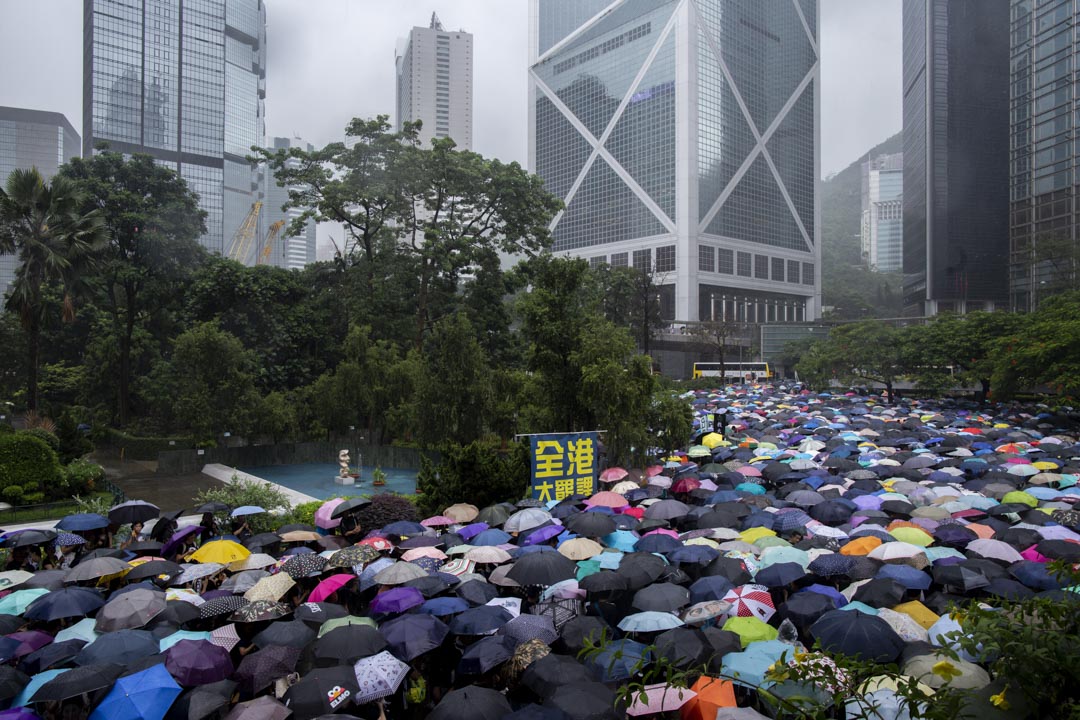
[94,452,224,514]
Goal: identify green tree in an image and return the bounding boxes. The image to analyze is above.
[60,151,206,425]
[908,312,1023,402]
[596,264,667,356]
[416,441,530,516]
[252,391,298,443]
[0,169,108,411]
[803,321,911,402]
[649,389,694,457]
[144,322,260,440]
[413,313,490,447]
[992,290,1080,400]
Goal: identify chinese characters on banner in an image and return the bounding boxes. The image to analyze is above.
[530,432,599,502]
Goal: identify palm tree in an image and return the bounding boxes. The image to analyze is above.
[0,168,108,411]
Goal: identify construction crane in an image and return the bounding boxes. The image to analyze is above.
[226,201,262,263]
[257,220,287,265]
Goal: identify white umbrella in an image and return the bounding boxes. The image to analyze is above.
[354,651,410,703]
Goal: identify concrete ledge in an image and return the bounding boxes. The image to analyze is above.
[203,463,319,506]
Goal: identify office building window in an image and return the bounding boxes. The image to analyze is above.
[698,245,715,272]
[718,248,734,274]
[737,251,751,277]
[754,254,769,279]
[655,245,675,273]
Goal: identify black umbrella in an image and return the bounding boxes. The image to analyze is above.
[166,679,237,720]
[2,529,57,548]
[199,595,249,619]
[557,616,612,655]
[544,682,623,720]
[507,551,577,587]
[565,513,616,538]
[702,556,752,585]
[689,576,735,604]
[404,575,455,598]
[755,562,807,589]
[428,685,512,720]
[0,614,26,634]
[314,625,387,666]
[243,532,282,551]
[579,571,628,594]
[108,500,160,525]
[31,663,122,702]
[75,629,158,666]
[654,628,712,668]
[126,540,166,555]
[126,560,183,582]
[379,614,450,661]
[809,609,905,663]
[24,586,104,621]
[0,664,30,701]
[294,602,349,626]
[194,501,230,514]
[852,578,907,608]
[776,591,836,638]
[234,645,301,695]
[252,619,316,649]
[631,583,690,612]
[701,628,742,670]
[458,635,516,675]
[330,497,372,519]
[521,653,589,697]
[282,666,360,718]
[19,639,86,675]
[932,565,990,593]
[457,579,499,606]
[616,553,667,590]
[1037,539,1080,561]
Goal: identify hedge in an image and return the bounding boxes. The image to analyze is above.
[0,433,63,503]
[103,429,196,461]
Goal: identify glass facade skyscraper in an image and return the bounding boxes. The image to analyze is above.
[529,0,821,322]
[861,153,904,273]
[902,0,1010,316]
[1009,0,1080,311]
[263,136,317,270]
[83,0,267,255]
[0,107,81,298]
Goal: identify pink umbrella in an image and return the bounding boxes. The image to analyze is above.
[626,683,696,716]
[599,467,629,483]
[1020,546,1051,563]
[643,528,680,539]
[735,466,762,477]
[645,466,664,477]
[308,573,356,603]
[314,499,346,529]
[421,516,455,528]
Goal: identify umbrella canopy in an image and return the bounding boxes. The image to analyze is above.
[809,609,906,663]
[89,663,181,720]
[164,639,233,686]
[282,666,360,717]
[353,650,409,704]
[95,588,167,632]
[429,685,512,720]
[108,500,160,526]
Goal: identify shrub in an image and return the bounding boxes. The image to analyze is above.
[55,411,94,464]
[287,500,324,527]
[61,459,105,498]
[0,424,13,435]
[0,433,63,503]
[2,485,23,503]
[194,474,292,535]
[416,441,530,516]
[19,428,60,454]
[22,491,45,504]
[356,493,419,531]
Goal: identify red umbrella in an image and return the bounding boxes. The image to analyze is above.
[672,478,702,494]
[358,537,394,552]
[722,584,776,622]
[308,574,356,603]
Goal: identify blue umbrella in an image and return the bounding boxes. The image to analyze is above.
[600,531,638,553]
[798,584,848,607]
[585,639,652,682]
[458,635,516,675]
[634,534,682,553]
[229,506,265,518]
[689,576,735,604]
[617,611,683,633]
[382,521,427,536]
[419,597,470,616]
[471,529,512,546]
[876,564,932,591]
[448,606,513,636]
[55,514,110,532]
[89,663,181,720]
[720,641,788,689]
[53,533,87,547]
[75,630,159,667]
[457,523,489,541]
[11,669,68,708]
[24,587,104,622]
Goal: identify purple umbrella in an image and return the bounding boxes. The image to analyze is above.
[164,639,233,686]
[0,709,41,720]
[457,523,489,541]
[5,631,52,658]
[521,525,562,546]
[162,525,203,557]
[370,587,425,615]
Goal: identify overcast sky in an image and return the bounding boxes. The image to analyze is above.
[0,0,901,177]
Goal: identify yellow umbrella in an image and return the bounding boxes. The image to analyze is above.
[739,527,776,544]
[558,538,604,561]
[892,600,940,630]
[1001,491,1037,508]
[889,527,934,547]
[1033,461,1058,471]
[317,615,378,638]
[700,433,728,449]
[244,573,296,602]
[190,540,250,564]
[685,537,721,549]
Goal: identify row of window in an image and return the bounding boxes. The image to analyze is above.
[698,244,814,285]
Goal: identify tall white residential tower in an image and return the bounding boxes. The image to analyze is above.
[396,13,473,150]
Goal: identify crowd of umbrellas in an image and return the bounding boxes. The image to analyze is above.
[0,384,1078,720]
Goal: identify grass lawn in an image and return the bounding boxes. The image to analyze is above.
[0,491,115,526]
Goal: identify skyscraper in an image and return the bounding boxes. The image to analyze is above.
[529,0,821,323]
[901,0,1010,316]
[396,13,474,150]
[860,153,903,273]
[83,0,267,255]
[263,136,317,270]
[0,106,81,297]
[1009,0,1080,311]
